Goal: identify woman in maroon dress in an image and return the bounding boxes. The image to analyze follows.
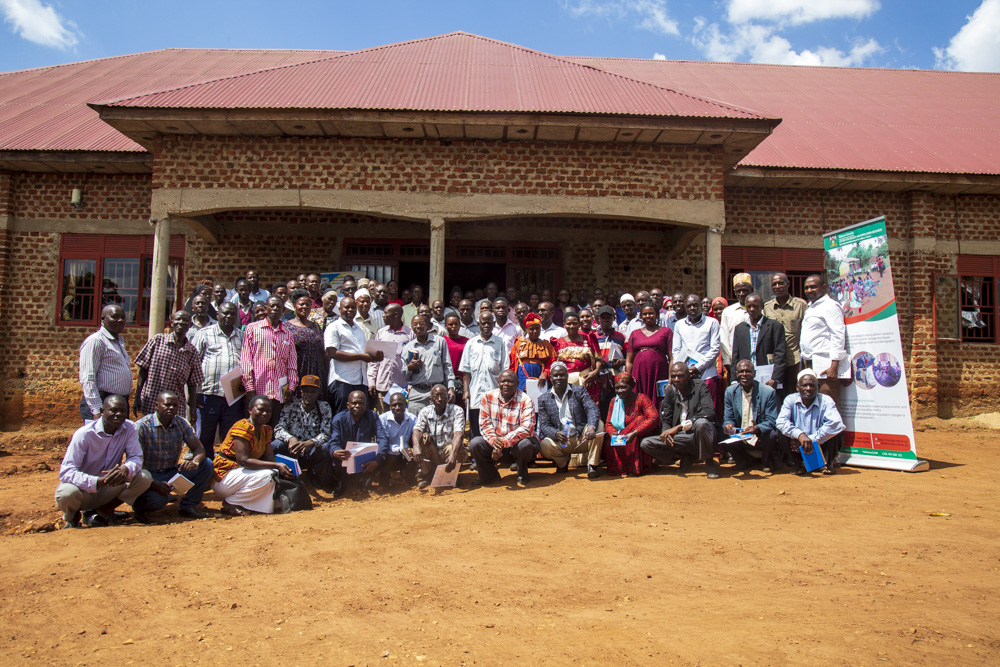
[286,289,327,400]
[602,373,659,477]
[624,305,672,406]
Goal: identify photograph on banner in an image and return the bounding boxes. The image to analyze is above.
[825,230,893,321]
[824,216,926,471]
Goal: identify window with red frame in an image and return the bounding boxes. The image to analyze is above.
[721,247,824,301]
[958,255,999,343]
[58,234,184,326]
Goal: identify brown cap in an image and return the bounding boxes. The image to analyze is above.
[300,375,321,389]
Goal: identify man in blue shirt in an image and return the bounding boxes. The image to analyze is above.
[378,391,417,489]
[776,368,846,475]
[324,390,389,496]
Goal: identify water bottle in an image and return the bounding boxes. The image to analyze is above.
[561,418,573,447]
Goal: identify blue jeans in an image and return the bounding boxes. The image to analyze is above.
[137,459,214,512]
[198,394,244,459]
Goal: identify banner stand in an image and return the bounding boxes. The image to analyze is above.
[824,216,928,473]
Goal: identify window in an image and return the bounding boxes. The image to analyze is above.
[721,247,823,301]
[956,255,999,343]
[59,234,184,326]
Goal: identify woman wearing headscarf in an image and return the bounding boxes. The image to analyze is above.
[508,312,556,391]
[602,373,659,477]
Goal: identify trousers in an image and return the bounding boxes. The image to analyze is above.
[640,418,718,464]
[55,470,152,521]
[137,460,214,512]
[197,393,244,459]
[271,439,333,487]
[723,429,781,471]
[539,433,604,468]
[469,435,540,481]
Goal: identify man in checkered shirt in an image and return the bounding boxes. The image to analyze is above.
[468,369,540,486]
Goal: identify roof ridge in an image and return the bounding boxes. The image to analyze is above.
[569,55,1000,76]
[94,31,768,119]
[0,49,169,78]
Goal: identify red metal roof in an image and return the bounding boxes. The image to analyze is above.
[94,33,764,121]
[0,49,340,152]
[571,57,1000,175]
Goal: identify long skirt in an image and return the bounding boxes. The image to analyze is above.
[213,468,275,514]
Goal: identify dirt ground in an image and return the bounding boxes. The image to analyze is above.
[0,417,997,665]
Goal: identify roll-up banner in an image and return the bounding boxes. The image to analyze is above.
[824,216,928,472]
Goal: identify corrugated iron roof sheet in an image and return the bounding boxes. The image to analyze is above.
[95,32,764,120]
[0,49,340,152]
[570,57,1000,175]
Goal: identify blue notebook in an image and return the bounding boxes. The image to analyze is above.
[799,442,827,472]
[275,454,301,477]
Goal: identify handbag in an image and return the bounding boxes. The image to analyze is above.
[272,473,313,513]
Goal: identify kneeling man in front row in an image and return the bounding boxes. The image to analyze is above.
[134,390,214,520]
[412,384,466,488]
[469,370,540,486]
[722,360,781,473]
[776,368,846,475]
[55,395,152,528]
[537,362,604,478]
[640,362,720,478]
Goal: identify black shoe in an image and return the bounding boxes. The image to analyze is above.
[417,479,430,489]
[517,473,530,485]
[823,466,837,475]
[706,463,721,480]
[509,463,518,472]
[133,512,154,524]
[469,460,477,471]
[555,465,569,474]
[677,456,694,474]
[472,475,499,487]
[84,512,117,527]
[179,507,209,519]
[63,512,82,529]
[587,465,601,479]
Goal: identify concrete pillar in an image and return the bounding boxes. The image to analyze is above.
[429,217,446,303]
[147,215,171,339]
[705,228,722,298]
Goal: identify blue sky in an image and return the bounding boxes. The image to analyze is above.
[1,0,998,73]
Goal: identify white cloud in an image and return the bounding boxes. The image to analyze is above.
[653,52,667,60]
[727,0,880,26]
[563,0,679,36]
[0,0,78,50]
[693,19,883,66]
[933,0,1000,72]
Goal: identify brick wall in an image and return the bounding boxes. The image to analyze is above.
[11,172,151,220]
[725,188,911,237]
[153,136,725,200]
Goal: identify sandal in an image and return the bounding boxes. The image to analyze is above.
[220,502,246,516]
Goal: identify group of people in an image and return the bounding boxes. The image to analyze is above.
[59,269,850,528]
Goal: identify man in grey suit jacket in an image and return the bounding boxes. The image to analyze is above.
[731,294,787,388]
[537,362,604,478]
[722,360,781,473]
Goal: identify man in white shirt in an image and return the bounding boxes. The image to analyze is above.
[537,301,567,341]
[616,293,640,337]
[720,273,753,365]
[492,297,520,359]
[672,293,723,420]
[325,297,383,414]
[458,311,506,439]
[799,274,847,402]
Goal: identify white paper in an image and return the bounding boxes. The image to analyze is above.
[430,463,459,488]
[754,364,774,384]
[810,355,851,379]
[524,378,543,402]
[220,367,245,406]
[344,442,378,474]
[365,339,400,357]
[721,433,755,446]
[168,472,194,496]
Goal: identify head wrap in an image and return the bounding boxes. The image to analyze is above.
[797,367,818,382]
[620,293,636,304]
[710,296,728,320]
[614,372,636,388]
[733,273,753,287]
[524,312,542,327]
[353,288,371,300]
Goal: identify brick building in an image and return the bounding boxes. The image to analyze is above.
[0,32,998,427]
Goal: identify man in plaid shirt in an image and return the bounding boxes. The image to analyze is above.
[469,369,540,486]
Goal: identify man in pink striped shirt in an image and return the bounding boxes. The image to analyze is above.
[240,296,298,426]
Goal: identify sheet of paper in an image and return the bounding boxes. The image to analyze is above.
[366,339,400,357]
[721,433,756,445]
[430,463,459,488]
[220,367,245,406]
[754,364,774,384]
[168,472,194,496]
[810,355,851,379]
[344,442,378,474]
[524,378,543,402]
